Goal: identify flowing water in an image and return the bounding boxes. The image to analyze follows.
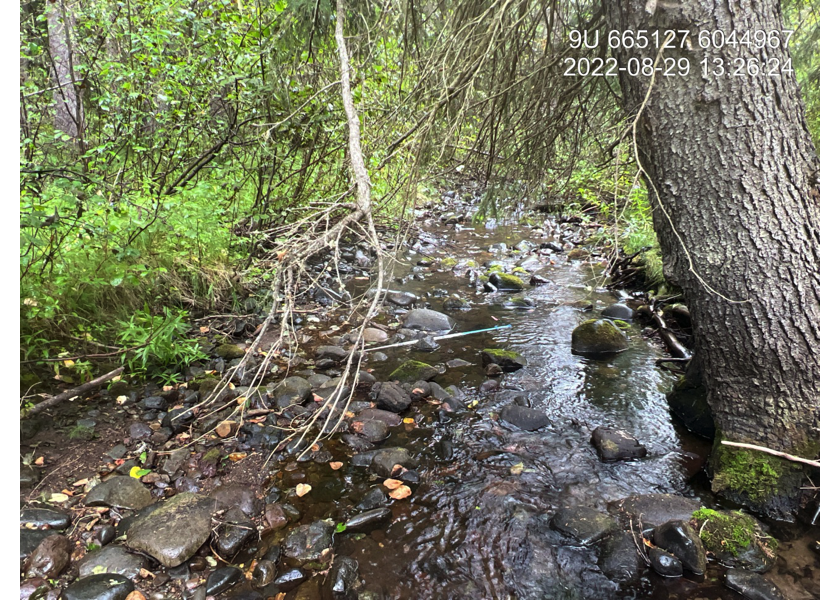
[252,212,818,599]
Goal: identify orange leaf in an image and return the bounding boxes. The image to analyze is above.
[329,462,344,471]
[227,452,247,462]
[402,418,415,424]
[126,591,147,600]
[383,478,403,490]
[389,485,412,500]
[34,456,45,466]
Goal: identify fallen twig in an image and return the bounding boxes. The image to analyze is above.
[24,366,124,417]
[720,440,820,468]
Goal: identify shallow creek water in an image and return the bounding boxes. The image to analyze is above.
[253,217,818,599]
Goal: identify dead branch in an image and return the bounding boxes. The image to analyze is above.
[24,366,124,416]
[720,440,820,469]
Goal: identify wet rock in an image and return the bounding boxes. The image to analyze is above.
[370,351,388,362]
[371,381,412,412]
[345,508,392,533]
[499,405,550,431]
[549,506,616,546]
[106,444,128,460]
[590,427,647,462]
[350,419,390,443]
[388,360,439,382]
[502,296,536,310]
[356,408,402,427]
[442,296,471,311]
[20,530,56,560]
[341,434,375,452]
[283,521,334,566]
[414,336,440,351]
[486,362,503,376]
[94,524,116,547]
[24,534,71,579]
[608,494,702,529]
[78,545,149,580]
[163,448,191,476]
[356,487,389,511]
[271,377,313,407]
[264,503,288,530]
[316,346,348,361]
[601,303,634,322]
[370,447,417,478]
[652,520,706,575]
[20,508,70,530]
[479,379,500,393]
[724,569,785,600]
[209,484,262,517]
[125,492,216,567]
[252,559,276,588]
[648,547,683,577]
[488,272,525,291]
[206,566,243,596]
[445,358,472,369]
[20,464,40,488]
[362,328,389,343]
[162,406,195,433]
[142,396,166,411]
[328,556,360,599]
[530,274,551,286]
[480,349,527,372]
[402,308,454,332]
[216,507,256,557]
[85,477,153,510]
[571,319,629,355]
[62,574,134,600]
[308,374,331,388]
[19,577,51,600]
[691,508,777,572]
[598,531,646,584]
[386,291,419,307]
[274,568,307,592]
[128,422,153,440]
[216,343,246,360]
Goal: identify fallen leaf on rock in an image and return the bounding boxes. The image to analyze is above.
[295,483,312,497]
[389,485,412,500]
[34,456,45,466]
[162,385,174,392]
[236,396,247,405]
[403,418,415,424]
[329,462,344,470]
[390,464,407,477]
[510,462,524,475]
[129,466,151,479]
[116,395,128,405]
[139,568,155,579]
[61,488,75,496]
[227,452,247,462]
[383,478,403,490]
[50,493,69,503]
[126,591,147,600]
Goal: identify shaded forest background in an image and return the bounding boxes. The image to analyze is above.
[19,0,819,382]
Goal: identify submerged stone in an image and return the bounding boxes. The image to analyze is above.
[388,360,439,382]
[591,427,647,462]
[549,506,616,546]
[403,308,455,332]
[480,349,527,372]
[488,272,526,291]
[499,405,550,431]
[652,520,707,575]
[724,569,786,600]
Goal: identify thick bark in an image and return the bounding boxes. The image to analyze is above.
[46,0,84,141]
[602,1,819,514]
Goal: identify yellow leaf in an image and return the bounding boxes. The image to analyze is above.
[50,493,69,503]
[295,483,312,497]
[63,359,75,368]
[388,485,412,500]
[228,452,247,462]
[403,418,415,424]
[383,478,403,490]
[510,462,524,475]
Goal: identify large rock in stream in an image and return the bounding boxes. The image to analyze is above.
[124,492,216,567]
[85,476,153,510]
[571,319,629,355]
[402,308,455,332]
[282,520,335,567]
[608,493,702,529]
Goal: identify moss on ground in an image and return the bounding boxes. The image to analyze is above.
[711,443,794,503]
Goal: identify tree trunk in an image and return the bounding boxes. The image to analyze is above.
[602,0,819,518]
[46,0,84,142]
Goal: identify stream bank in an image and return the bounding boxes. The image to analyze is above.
[20,185,819,600]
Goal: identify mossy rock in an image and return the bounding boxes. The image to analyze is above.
[480,349,527,372]
[216,343,246,360]
[488,272,525,291]
[690,508,778,572]
[567,248,590,260]
[389,360,439,382]
[440,257,458,269]
[709,437,814,519]
[571,319,629,355]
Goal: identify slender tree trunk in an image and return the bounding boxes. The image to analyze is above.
[46,0,84,144]
[602,0,819,518]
